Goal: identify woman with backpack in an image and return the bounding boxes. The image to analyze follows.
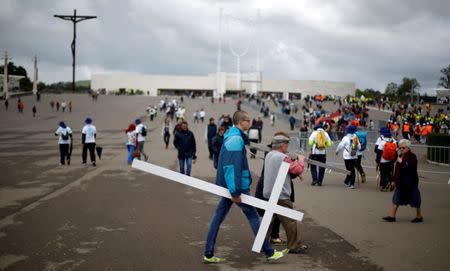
[376,128,397,191]
[355,126,367,183]
[125,123,137,165]
[335,125,360,189]
[55,121,72,165]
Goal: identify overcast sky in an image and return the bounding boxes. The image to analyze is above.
[1,0,449,93]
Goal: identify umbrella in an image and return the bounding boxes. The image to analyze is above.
[96,146,103,160]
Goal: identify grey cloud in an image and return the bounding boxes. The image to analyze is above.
[0,0,449,93]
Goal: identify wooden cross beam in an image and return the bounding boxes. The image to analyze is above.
[132,160,303,253]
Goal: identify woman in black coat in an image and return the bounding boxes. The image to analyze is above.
[383,139,423,223]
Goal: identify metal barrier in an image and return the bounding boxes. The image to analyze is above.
[290,136,450,170]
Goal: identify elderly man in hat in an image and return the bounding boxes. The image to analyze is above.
[336,125,360,189]
[263,132,308,254]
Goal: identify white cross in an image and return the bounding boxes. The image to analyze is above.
[132,160,303,253]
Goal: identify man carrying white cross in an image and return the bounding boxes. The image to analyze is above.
[263,132,309,254]
[203,110,288,263]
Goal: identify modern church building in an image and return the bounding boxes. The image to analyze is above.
[91,10,355,99]
[91,72,355,99]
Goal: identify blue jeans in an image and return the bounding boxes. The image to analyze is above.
[179,157,192,176]
[127,145,135,165]
[204,193,274,258]
[310,154,326,184]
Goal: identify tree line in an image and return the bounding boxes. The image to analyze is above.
[0,62,90,92]
[355,64,450,101]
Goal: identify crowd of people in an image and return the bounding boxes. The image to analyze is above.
[48,92,428,263]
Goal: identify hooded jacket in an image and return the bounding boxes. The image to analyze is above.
[216,126,251,197]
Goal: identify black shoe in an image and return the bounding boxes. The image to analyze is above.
[382,216,396,222]
[67,159,70,165]
[288,244,308,254]
[92,162,96,167]
[311,182,316,186]
[317,182,322,186]
[411,217,423,223]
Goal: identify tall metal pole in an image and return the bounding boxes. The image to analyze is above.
[215,8,223,98]
[73,9,76,92]
[2,51,10,99]
[54,9,96,92]
[32,55,38,95]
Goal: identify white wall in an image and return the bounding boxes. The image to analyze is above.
[91,73,355,97]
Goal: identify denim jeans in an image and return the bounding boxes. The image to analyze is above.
[127,145,135,165]
[204,193,274,258]
[310,154,326,184]
[179,157,193,176]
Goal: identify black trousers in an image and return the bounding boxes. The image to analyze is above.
[59,144,69,165]
[207,139,214,158]
[82,143,96,163]
[163,132,170,147]
[344,159,356,186]
[355,155,365,175]
[379,162,394,189]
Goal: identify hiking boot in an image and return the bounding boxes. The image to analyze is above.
[267,249,288,262]
[203,256,226,264]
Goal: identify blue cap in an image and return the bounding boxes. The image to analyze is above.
[346,125,357,134]
[135,118,141,125]
[85,117,92,124]
[380,127,391,137]
[59,121,66,128]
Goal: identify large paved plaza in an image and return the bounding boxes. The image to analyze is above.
[0,94,449,270]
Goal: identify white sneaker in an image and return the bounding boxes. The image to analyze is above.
[348,185,355,189]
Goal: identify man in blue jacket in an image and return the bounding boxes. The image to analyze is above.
[203,110,287,263]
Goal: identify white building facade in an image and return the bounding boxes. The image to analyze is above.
[91,73,355,98]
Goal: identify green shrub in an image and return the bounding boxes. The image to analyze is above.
[427,133,450,164]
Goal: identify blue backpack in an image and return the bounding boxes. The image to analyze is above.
[355,131,367,152]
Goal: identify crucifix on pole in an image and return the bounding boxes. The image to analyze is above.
[54,9,96,92]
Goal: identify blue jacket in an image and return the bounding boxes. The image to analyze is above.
[216,126,251,197]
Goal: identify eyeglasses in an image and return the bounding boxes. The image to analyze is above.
[399,147,407,150]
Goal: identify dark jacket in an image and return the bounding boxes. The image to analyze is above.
[173,129,196,159]
[216,127,251,197]
[207,124,217,142]
[392,151,419,190]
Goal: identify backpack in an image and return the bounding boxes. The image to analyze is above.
[140,126,147,137]
[382,140,397,161]
[316,131,326,150]
[349,136,359,156]
[355,131,367,152]
[61,130,69,141]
